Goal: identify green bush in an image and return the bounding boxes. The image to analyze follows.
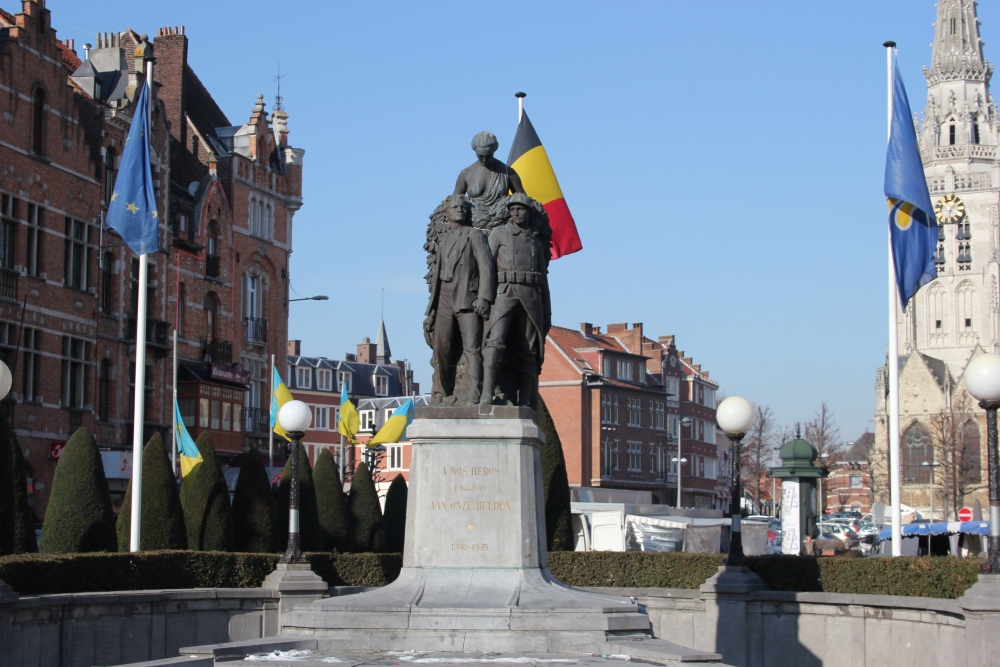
[117,433,187,551]
[548,551,725,588]
[276,444,322,552]
[314,449,352,552]
[349,461,382,553]
[9,425,37,554]
[537,396,574,551]
[382,474,407,554]
[232,449,278,553]
[40,427,116,553]
[180,432,234,551]
[0,550,403,595]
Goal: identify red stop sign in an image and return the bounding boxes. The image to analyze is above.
[958,507,973,522]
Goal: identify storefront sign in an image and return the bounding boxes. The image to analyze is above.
[49,441,66,461]
[210,364,251,385]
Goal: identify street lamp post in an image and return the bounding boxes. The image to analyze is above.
[288,295,329,303]
[277,400,312,564]
[677,416,692,509]
[717,396,756,566]
[817,452,830,516]
[921,460,941,520]
[963,353,1000,573]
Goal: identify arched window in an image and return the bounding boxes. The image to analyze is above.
[972,118,981,145]
[204,293,218,340]
[104,148,116,207]
[928,284,946,334]
[957,281,975,331]
[244,272,261,319]
[962,420,982,484]
[32,88,46,155]
[99,359,110,421]
[949,120,957,146]
[902,421,932,484]
[177,282,186,336]
[205,221,220,278]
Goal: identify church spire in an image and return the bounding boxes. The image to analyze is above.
[925,0,989,85]
[376,317,391,365]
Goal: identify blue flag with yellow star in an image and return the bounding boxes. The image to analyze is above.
[107,81,159,255]
[885,58,937,310]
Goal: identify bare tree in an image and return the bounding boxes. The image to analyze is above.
[805,402,843,462]
[930,390,986,520]
[741,405,778,509]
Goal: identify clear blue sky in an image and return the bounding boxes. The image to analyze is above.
[43,0,996,444]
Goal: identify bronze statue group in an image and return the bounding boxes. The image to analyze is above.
[424,132,552,410]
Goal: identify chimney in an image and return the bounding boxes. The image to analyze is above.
[357,337,377,364]
[287,339,301,356]
[581,322,593,337]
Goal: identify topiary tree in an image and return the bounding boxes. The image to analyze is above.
[349,460,382,553]
[180,432,234,551]
[314,449,352,552]
[0,409,34,554]
[116,433,187,551]
[382,473,408,554]
[39,427,117,553]
[538,395,574,551]
[276,444,322,552]
[232,448,278,553]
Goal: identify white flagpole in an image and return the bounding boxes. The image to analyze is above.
[885,41,903,557]
[516,91,525,122]
[269,353,275,469]
[172,330,178,475]
[128,60,155,553]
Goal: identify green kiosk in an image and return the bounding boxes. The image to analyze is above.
[770,434,827,555]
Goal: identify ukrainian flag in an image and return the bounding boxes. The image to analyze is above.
[271,366,293,441]
[337,384,360,445]
[885,57,937,310]
[508,110,582,259]
[367,398,414,448]
[174,399,203,478]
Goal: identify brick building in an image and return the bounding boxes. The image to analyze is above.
[540,322,727,508]
[822,434,874,516]
[0,1,303,517]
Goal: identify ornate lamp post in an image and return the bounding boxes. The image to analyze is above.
[921,460,941,520]
[963,353,1000,573]
[278,399,312,564]
[717,396,756,566]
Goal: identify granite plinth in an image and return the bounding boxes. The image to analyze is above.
[279,411,721,662]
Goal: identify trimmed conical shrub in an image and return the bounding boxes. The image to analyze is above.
[382,473,408,554]
[276,444,322,552]
[0,410,16,555]
[232,449,278,553]
[116,433,187,551]
[314,449,352,552]
[10,428,37,554]
[180,432,234,551]
[349,461,382,553]
[538,395,574,551]
[40,427,116,553]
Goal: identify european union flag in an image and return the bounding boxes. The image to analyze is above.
[884,58,937,311]
[107,82,159,255]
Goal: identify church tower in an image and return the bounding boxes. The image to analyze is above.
[874,0,995,518]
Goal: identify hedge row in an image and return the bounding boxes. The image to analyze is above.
[0,551,984,599]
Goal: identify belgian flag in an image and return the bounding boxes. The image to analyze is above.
[508,111,582,259]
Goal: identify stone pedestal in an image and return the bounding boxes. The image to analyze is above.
[261,562,328,622]
[281,406,722,661]
[958,573,1000,667]
[699,566,768,666]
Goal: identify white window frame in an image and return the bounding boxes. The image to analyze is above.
[296,365,311,389]
[316,368,333,391]
[337,370,352,393]
[360,409,376,431]
[387,444,403,470]
[313,405,329,430]
[627,441,642,472]
[374,374,388,396]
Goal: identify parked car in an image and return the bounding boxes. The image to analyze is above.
[818,522,859,549]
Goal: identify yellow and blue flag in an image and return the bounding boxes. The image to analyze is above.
[107,82,159,255]
[337,383,360,445]
[885,57,937,311]
[173,399,203,478]
[367,398,414,448]
[271,366,293,441]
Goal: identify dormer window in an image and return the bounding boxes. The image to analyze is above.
[296,365,311,389]
[374,375,388,396]
[360,409,375,431]
[337,370,352,393]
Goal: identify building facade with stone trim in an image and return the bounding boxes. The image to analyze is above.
[874,0,993,519]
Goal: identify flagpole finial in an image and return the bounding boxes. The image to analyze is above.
[515,92,526,99]
[883,41,896,48]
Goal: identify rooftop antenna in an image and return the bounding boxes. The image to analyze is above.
[274,62,285,111]
[381,288,384,319]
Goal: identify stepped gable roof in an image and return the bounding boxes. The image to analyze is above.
[57,40,81,71]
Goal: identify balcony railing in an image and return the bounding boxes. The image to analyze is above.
[0,267,17,302]
[67,408,84,432]
[127,317,171,352]
[244,317,268,345]
[205,254,220,279]
[245,406,269,435]
[201,337,232,364]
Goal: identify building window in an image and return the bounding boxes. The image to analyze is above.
[617,360,633,381]
[103,148,116,208]
[627,441,642,472]
[958,282,975,330]
[64,218,90,290]
[360,409,375,431]
[902,421,932,484]
[32,88,45,155]
[963,420,982,484]
[638,365,645,382]
[61,336,86,409]
[601,394,614,424]
[0,194,16,269]
[204,293,218,340]
[705,457,717,480]
[98,359,110,421]
[222,402,232,431]
[199,397,209,428]
[177,282,186,336]
[314,405,329,430]
[627,397,641,426]
[601,438,619,478]
[849,474,862,489]
[374,375,388,396]
[296,365,311,389]
[337,370,352,393]
[602,357,610,377]
[210,400,221,430]
[387,444,403,470]
[316,369,332,391]
[26,203,42,277]
[649,401,665,430]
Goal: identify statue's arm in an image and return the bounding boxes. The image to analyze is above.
[454,169,469,196]
[508,166,524,194]
[473,232,497,305]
